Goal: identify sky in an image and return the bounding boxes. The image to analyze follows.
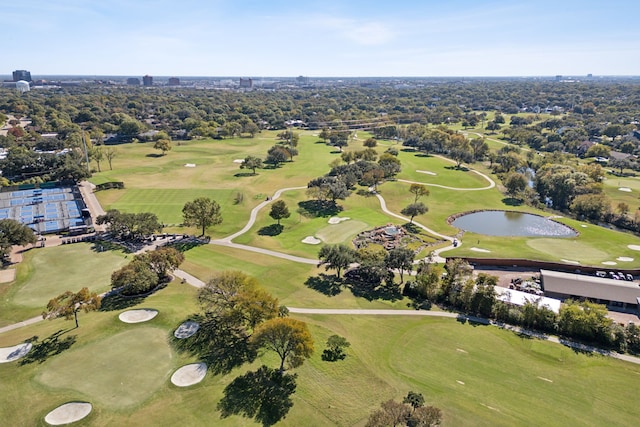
[4,0,640,77]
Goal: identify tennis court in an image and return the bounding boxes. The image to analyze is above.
[0,185,90,234]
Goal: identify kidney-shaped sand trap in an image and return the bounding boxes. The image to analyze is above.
[328,216,350,224]
[171,362,208,387]
[119,309,158,324]
[44,402,92,425]
[174,321,200,339]
[0,342,32,363]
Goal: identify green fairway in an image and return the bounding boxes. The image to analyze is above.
[2,282,640,426]
[0,243,128,326]
[37,327,172,409]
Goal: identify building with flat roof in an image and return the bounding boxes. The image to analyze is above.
[168,77,180,86]
[143,75,153,86]
[127,77,140,86]
[540,269,640,310]
[239,78,253,88]
[12,70,32,82]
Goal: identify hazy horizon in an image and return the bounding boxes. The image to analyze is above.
[4,0,640,77]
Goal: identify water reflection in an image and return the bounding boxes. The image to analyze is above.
[452,211,577,237]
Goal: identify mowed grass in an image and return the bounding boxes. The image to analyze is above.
[396,152,491,189]
[0,243,128,326]
[181,244,410,310]
[3,288,640,426]
[37,327,172,409]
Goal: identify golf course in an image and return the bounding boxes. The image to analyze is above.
[2,129,640,426]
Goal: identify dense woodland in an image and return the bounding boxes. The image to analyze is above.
[2,80,640,229]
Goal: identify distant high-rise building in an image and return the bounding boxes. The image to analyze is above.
[239,78,253,88]
[127,77,140,85]
[12,70,32,82]
[296,75,309,86]
[143,75,153,86]
[168,77,180,86]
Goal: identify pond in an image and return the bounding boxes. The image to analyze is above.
[452,211,577,237]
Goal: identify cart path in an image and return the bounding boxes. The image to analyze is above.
[287,307,640,365]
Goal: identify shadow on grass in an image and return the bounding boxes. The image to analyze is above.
[218,365,297,427]
[502,197,523,206]
[444,165,470,172]
[99,293,145,311]
[145,153,164,158]
[304,273,343,296]
[349,281,402,301]
[356,189,376,197]
[258,224,283,236]
[234,172,257,177]
[344,269,402,302]
[414,152,433,157]
[297,200,343,218]
[167,238,207,252]
[171,314,256,375]
[91,240,124,253]
[19,329,77,365]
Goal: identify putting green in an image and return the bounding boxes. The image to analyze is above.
[526,239,608,263]
[14,243,127,308]
[36,328,172,409]
[315,220,369,244]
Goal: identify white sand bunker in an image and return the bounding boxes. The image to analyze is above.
[328,216,350,224]
[0,342,32,363]
[628,245,640,251]
[619,187,632,192]
[561,259,580,265]
[602,261,617,266]
[233,159,244,163]
[417,170,437,176]
[617,257,634,262]
[119,309,158,324]
[174,321,200,339]
[470,247,490,253]
[580,224,587,228]
[44,402,92,425]
[302,236,322,245]
[171,362,207,387]
[184,163,196,167]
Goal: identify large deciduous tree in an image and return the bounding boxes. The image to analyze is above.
[133,246,184,280]
[111,259,159,295]
[401,203,428,224]
[269,200,290,225]
[251,317,314,372]
[240,155,262,175]
[42,287,101,328]
[386,247,415,284]
[182,197,222,236]
[0,218,37,257]
[318,244,357,278]
[408,183,429,204]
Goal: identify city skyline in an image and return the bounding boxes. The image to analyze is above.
[4,0,640,77]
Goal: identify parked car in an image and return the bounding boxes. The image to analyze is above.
[626,274,634,281]
[595,271,607,278]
